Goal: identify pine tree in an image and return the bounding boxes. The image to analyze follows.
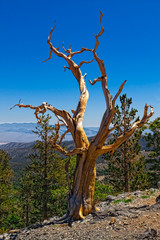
[20,114,68,225]
[144,117,160,187]
[104,94,148,193]
[0,150,13,231]
[0,150,25,232]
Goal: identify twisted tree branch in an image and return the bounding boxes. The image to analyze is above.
[59,129,70,145]
[113,80,127,105]
[94,10,104,53]
[62,42,72,54]
[10,101,76,141]
[78,57,95,68]
[90,12,127,149]
[49,140,87,156]
[88,77,101,86]
[69,47,92,59]
[98,105,154,155]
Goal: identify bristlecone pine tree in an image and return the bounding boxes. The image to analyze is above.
[104,94,148,193]
[11,12,154,221]
[144,117,160,187]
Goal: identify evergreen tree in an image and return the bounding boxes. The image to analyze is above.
[144,117,160,187]
[0,150,13,231]
[0,150,24,232]
[20,114,68,225]
[104,94,148,193]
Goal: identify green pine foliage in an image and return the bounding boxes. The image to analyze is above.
[0,150,13,232]
[103,94,148,193]
[94,180,112,202]
[144,117,160,187]
[19,114,69,226]
[0,150,23,233]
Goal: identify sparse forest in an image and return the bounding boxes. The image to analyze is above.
[0,109,159,233]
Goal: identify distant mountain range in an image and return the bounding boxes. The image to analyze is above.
[0,123,149,176]
[0,137,94,174]
[0,123,99,143]
[0,123,37,143]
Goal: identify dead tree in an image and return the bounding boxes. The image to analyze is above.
[11,12,154,221]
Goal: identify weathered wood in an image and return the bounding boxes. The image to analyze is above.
[11,11,154,220]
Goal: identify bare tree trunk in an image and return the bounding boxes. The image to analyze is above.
[67,153,98,219]
[11,11,154,222]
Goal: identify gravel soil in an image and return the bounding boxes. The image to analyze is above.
[2,189,160,240]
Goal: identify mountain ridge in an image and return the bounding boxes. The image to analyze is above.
[0,123,99,143]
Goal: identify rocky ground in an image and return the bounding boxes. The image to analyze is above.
[1,189,160,240]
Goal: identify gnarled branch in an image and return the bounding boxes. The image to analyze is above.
[62,42,72,54]
[43,20,93,148]
[69,47,92,59]
[98,105,154,155]
[88,77,101,86]
[78,57,95,68]
[59,129,70,145]
[108,125,117,134]
[10,101,76,141]
[92,10,106,77]
[64,66,70,71]
[113,80,127,105]
[94,10,104,51]
[49,141,87,156]
[10,101,48,123]
[90,12,127,149]
[43,50,52,63]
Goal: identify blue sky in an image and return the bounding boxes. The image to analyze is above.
[0,0,160,126]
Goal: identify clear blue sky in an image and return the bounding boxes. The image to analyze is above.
[0,0,160,126]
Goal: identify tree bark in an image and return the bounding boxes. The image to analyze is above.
[11,11,154,222]
[67,151,98,220]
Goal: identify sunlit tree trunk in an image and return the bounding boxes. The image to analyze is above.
[68,154,97,219]
[12,11,154,221]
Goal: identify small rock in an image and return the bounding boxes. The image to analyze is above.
[49,217,57,222]
[22,228,28,233]
[150,188,156,192]
[116,193,126,199]
[106,195,116,202]
[42,219,49,225]
[3,233,8,238]
[156,194,160,203]
[134,191,142,196]
[29,223,42,229]
[5,236,10,240]
[0,235,4,240]
[109,217,116,225]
